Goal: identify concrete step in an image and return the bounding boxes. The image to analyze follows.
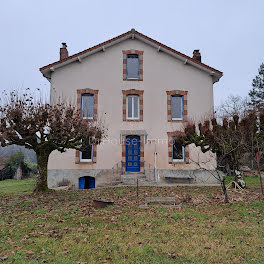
[120,178,155,186]
[121,174,147,185]
[121,173,146,179]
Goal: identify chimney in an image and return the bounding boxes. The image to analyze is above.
[60,42,68,60]
[193,49,201,62]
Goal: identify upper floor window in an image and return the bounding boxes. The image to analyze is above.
[127,54,140,79]
[122,89,143,122]
[80,144,93,162]
[127,95,139,120]
[81,93,94,119]
[171,95,184,120]
[172,139,185,162]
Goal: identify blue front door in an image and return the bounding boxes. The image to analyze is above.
[126,135,140,172]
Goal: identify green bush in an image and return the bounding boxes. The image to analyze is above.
[1,151,38,180]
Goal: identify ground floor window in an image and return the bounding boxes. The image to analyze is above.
[172,139,185,162]
[80,145,93,162]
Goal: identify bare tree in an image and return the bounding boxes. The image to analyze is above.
[0,91,105,192]
[177,110,264,198]
[216,94,250,120]
[177,117,249,182]
[187,149,229,203]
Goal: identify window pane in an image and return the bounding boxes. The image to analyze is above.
[171,96,183,119]
[127,54,139,79]
[82,94,94,118]
[82,145,92,160]
[127,96,132,118]
[133,96,139,118]
[173,140,183,160]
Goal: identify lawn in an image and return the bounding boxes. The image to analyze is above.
[0,178,264,264]
[224,175,261,187]
[0,179,35,194]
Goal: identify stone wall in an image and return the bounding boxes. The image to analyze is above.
[48,168,221,189]
[48,169,113,189]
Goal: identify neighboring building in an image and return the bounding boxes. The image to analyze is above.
[40,29,223,189]
[0,157,5,172]
[0,157,8,181]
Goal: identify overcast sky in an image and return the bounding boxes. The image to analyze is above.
[0,0,263,105]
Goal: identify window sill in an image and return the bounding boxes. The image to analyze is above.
[82,117,94,120]
[79,160,93,163]
[171,118,184,121]
[171,160,185,164]
[124,119,142,122]
[168,119,186,122]
[123,78,142,81]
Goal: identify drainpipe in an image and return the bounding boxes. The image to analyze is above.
[154,152,157,182]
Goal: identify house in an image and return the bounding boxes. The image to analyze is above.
[0,157,8,181]
[40,29,223,189]
[0,157,5,172]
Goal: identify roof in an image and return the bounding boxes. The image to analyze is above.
[40,28,223,83]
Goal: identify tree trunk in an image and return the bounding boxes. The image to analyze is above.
[256,152,264,198]
[221,179,229,203]
[34,150,50,192]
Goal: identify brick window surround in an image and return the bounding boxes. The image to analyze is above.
[122,50,143,81]
[122,89,143,121]
[166,90,188,122]
[75,88,98,164]
[167,131,189,164]
[121,134,144,172]
[77,88,99,121]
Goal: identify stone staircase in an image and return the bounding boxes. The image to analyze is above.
[120,173,150,186]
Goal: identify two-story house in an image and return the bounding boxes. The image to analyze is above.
[40,29,223,189]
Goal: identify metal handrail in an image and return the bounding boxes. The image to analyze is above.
[144,161,155,181]
[112,160,123,182]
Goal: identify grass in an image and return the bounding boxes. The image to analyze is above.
[0,178,264,263]
[0,178,35,194]
[224,175,261,187]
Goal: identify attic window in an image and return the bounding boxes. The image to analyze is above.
[126,54,139,79]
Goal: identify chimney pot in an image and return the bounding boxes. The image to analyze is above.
[193,49,201,62]
[60,42,68,60]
